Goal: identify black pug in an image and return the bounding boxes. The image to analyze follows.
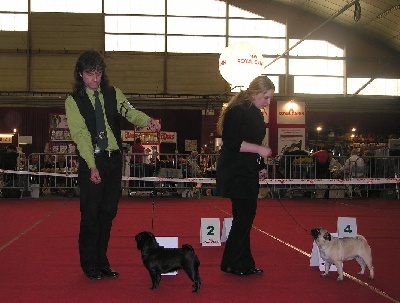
[134,231,201,293]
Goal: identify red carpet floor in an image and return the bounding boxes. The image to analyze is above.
[0,196,399,303]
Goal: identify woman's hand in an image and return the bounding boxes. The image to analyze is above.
[258,146,272,158]
[240,141,272,158]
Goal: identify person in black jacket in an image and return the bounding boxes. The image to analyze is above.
[0,144,18,171]
[217,75,274,276]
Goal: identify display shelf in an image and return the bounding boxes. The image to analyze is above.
[49,114,76,154]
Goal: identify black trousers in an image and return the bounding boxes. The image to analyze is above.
[220,197,257,271]
[78,152,122,272]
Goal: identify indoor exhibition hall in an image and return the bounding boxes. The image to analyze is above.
[1,1,399,302]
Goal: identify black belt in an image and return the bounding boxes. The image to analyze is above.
[94,150,121,157]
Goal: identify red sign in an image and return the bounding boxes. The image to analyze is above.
[160,132,177,143]
[121,130,135,141]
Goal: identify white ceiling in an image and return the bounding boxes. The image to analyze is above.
[268,0,400,54]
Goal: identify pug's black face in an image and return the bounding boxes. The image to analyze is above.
[311,227,331,241]
[135,231,158,251]
[323,232,331,241]
[311,228,322,239]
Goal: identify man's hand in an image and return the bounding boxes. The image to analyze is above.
[90,167,101,184]
[147,118,161,132]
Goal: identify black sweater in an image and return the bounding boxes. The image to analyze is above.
[216,104,265,199]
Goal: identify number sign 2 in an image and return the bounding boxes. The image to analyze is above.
[200,218,221,246]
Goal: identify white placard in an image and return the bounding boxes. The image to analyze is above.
[200,218,221,246]
[155,237,179,275]
[337,217,357,238]
[221,218,233,242]
[18,136,32,144]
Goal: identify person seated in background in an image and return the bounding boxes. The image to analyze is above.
[54,154,74,196]
[55,154,70,172]
[187,150,201,177]
[279,143,309,178]
[0,144,18,170]
[130,138,146,188]
[131,137,145,164]
[344,149,366,178]
[329,156,343,178]
[311,146,332,178]
[27,153,43,186]
[0,144,19,184]
[0,145,21,197]
[28,153,41,172]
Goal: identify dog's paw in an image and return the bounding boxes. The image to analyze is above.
[336,276,344,281]
[320,273,328,278]
[192,283,200,293]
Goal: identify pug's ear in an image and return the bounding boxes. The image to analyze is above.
[323,232,331,241]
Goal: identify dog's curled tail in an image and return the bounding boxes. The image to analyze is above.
[182,244,194,252]
[355,235,367,242]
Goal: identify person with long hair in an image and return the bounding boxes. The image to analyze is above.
[217,75,274,276]
[65,50,160,280]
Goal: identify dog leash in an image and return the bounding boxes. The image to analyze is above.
[277,198,312,236]
[150,190,156,231]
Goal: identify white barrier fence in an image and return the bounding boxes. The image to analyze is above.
[1,152,399,198]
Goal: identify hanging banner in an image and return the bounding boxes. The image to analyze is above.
[50,114,69,129]
[121,130,136,142]
[0,135,13,144]
[160,132,177,143]
[278,128,305,155]
[277,101,305,124]
[185,140,197,152]
[18,136,32,144]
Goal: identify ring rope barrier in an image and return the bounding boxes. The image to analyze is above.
[1,169,399,185]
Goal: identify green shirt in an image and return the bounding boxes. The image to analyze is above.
[65,87,150,169]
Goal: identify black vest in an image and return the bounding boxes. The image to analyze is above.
[71,87,122,152]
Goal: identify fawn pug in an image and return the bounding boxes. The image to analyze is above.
[311,227,374,281]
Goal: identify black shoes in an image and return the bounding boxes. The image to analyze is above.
[84,267,119,280]
[248,268,263,275]
[221,267,263,276]
[100,267,119,278]
[84,269,104,280]
[221,267,246,276]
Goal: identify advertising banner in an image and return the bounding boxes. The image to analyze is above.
[277,101,305,124]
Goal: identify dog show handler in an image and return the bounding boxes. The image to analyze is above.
[65,50,161,280]
[216,75,274,276]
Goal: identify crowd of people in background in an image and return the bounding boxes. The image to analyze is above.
[1,133,399,200]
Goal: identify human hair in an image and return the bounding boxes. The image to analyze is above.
[72,50,111,95]
[135,138,142,144]
[217,75,275,135]
[6,144,17,152]
[350,149,359,156]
